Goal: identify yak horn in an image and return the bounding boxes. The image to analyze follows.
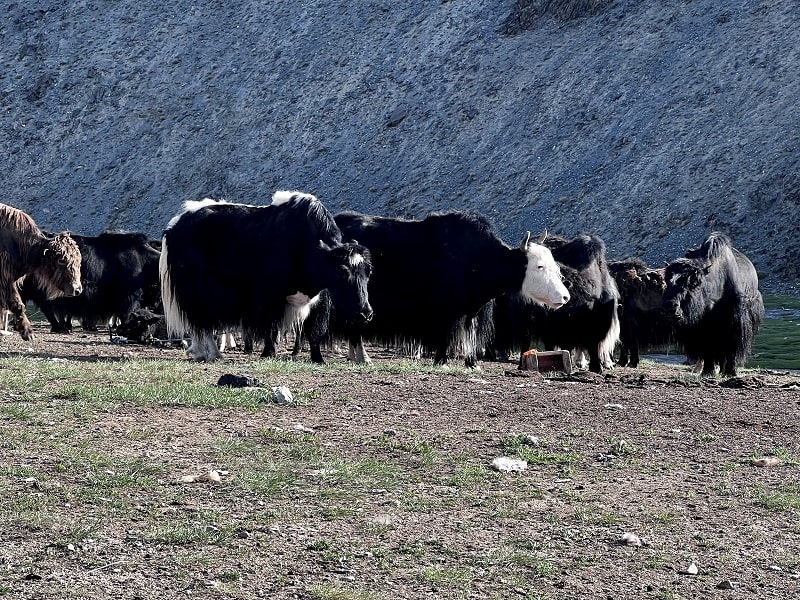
[520,231,531,250]
[538,229,548,244]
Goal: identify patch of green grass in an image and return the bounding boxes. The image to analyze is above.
[501,434,579,466]
[138,511,234,546]
[53,381,264,409]
[7,492,50,516]
[521,448,579,466]
[378,431,441,466]
[573,504,620,527]
[608,437,641,457]
[480,546,557,576]
[655,590,689,600]
[485,493,526,519]
[56,447,163,478]
[399,494,442,513]
[397,540,428,558]
[49,449,166,506]
[324,457,401,491]
[768,447,800,466]
[694,433,718,445]
[419,565,472,594]
[448,462,492,488]
[645,510,678,526]
[758,483,800,512]
[306,585,381,600]
[0,464,39,478]
[53,521,102,549]
[718,461,740,473]
[235,465,297,497]
[0,403,36,422]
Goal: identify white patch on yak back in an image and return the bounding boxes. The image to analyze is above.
[272,190,318,206]
[166,198,226,230]
[186,197,225,212]
[349,253,365,267]
[521,242,571,308]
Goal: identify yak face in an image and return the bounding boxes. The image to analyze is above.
[318,242,373,325]
[662,259,709,326]
[632,268,667,312]
[519,234,571,308]
[36,232,83,299]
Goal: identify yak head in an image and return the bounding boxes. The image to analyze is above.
[662,259,710,325]
[632,268,667,312]
[35,232,83,299]
[316,241,374,325]
[519,231,571,309]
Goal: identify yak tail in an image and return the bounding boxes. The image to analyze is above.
[159,237,190,338]
[280,293,320,339]
[599,299,621,367]
[735,291,765,364]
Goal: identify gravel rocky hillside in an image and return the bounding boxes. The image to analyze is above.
[2,1,798,292]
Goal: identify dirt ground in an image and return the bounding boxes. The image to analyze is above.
[3,322,800,600]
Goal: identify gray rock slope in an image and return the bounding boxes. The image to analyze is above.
[2,1,798,291]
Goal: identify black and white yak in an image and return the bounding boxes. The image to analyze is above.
[489,232,619,373]
[159,191,373,361]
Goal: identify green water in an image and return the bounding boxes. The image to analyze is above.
[748,295,800,371]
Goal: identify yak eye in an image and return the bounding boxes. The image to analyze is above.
[57,258,67,266]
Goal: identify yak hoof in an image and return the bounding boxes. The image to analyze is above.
[16,323,34,341]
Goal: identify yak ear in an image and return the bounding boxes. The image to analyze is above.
[519,231,531,250]
[318,240,332,251]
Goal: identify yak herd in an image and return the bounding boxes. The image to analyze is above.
[0,195,765,377]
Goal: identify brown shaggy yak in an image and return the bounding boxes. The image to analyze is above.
[0,203,82,340]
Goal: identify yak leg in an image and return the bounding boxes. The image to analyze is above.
[291,325,303,357]
[305,318,329,366]
[303,318,326,364]
[617,344,630,367]
[347,334,371,364]
[0,309,12,336]
[722,354,737,377]
[587,347,602,374]
[433,346,448,366]
[700,352,717,376]
[260,328,277,358]
[308,338,325,364]
[462,317,479,369]
[4,283,34,341]
[433,333,450,366]
[243,331,255,354]
[573,349,589,370]
[186,331,221,361]
[628,340,640,368]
